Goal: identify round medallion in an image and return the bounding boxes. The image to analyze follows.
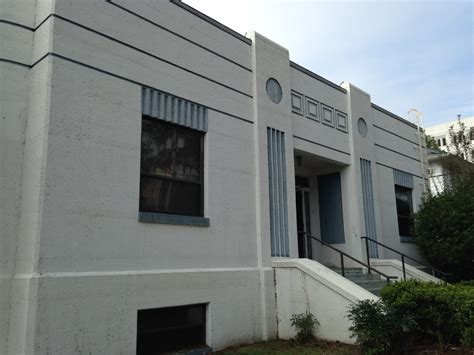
[358,117,368,138]
[266,78,283,104]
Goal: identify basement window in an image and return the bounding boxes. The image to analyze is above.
[137,304,208,354]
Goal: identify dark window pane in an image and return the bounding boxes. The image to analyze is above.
[140,119,176,178]
[397,215,412,236]
[139,177,201,216]
[395,185,414,237]
[141,118,202,183]
[140,117,204,217]
[175,128,201,182]
[137,304,207,354]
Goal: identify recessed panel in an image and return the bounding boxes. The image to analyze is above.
[321,104,334,127]
[305,97,319,121]
[336,110,348,132]
[291,91,304,115]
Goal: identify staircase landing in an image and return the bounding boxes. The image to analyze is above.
[330,267,388,296]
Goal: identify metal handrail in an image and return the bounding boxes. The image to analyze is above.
[361,236,450,281]
[299,231,397,282]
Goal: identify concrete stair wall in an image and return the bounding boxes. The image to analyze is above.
[272,259,379,344]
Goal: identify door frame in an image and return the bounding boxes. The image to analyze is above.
[296,184,313,259]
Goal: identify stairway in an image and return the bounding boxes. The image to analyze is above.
[331,267,389,296]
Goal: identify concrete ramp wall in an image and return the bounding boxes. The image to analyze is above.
[369,259,442,283]
[272,258,378,344]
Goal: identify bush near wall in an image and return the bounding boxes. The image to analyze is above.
[415,163,474,281]
[347,280,474,354]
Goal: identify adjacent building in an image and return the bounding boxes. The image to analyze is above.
[1,0,431,353]
[425,117,474,193]
[425,116,474,162]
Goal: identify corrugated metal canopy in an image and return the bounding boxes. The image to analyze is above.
[393,169,414,189]
[142,87,208,132]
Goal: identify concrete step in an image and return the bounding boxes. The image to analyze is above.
[353,279,388,291]
[367,288,383,297]
[330,267,365,275]
[345,273,383,281]
[330,267,388,296]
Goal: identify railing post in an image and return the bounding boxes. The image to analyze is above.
[303,233,308,258]
[401,255,406,280]
[364,238,371,274]
[340,254,345,277]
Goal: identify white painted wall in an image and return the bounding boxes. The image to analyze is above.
[369,259,442,283]
[376,164,425,262]
[273,259,378,344]
[1,0,431,352]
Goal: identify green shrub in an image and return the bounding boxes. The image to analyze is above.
[461,327,474,349]
[347,281,474,353]
[290,312,318,344]
[347,299,414,354]
[414,174,474,281]
[380,280,474,349]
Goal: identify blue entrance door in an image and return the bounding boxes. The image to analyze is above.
[318,172,345,244]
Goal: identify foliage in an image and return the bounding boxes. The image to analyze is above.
[382,281,449,347]
[347,281,474,354]
[425,134,439,150]
[446,115,474,161]
[437,153,474,189]
[290,312,319,344]
[347,299,414,354]
[461,326,474,349]
[414,175,474,280]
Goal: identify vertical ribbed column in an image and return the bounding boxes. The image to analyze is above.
[360,159,379,258]
[267,128,289,257]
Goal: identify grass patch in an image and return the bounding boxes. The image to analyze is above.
[214,338,359,355]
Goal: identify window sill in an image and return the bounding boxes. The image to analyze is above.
[138,212,210,227]
[400,235,416,243]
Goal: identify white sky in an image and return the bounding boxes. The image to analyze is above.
[185,0,474,127]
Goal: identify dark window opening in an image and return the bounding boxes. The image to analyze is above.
[137,304,207,354]
[442,137,446,146]
[140,117,204,217]
[395,185,414,237]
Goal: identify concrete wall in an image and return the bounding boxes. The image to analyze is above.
[1,0,275,352]
[289,76,427,267]
[273,259,378,344]
[1,1,44,352]
[369,259,442,283]
[1,0,430,352]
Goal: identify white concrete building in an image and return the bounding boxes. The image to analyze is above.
[1,1,436,353]
[425,116,474,162]
[425,117,473,194]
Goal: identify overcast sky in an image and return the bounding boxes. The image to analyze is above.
[185,0,473,127]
